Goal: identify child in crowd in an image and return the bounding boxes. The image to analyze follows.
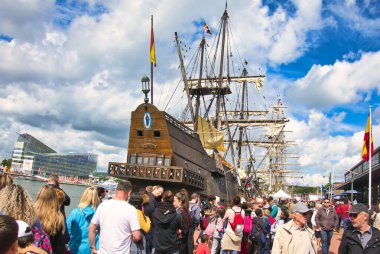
[196,234,211,254]
[16,220,47,254]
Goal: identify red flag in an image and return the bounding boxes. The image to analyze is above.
[204,21,212,35]
[362,114,374,161]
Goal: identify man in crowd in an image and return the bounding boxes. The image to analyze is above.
[0,215,19,254]
[315,199,339,254]
[89,180,141,254]
[250,208,268,254]
[144,185,164,220]
[189,192,201,229]
[339,199,351,231]
[338,203,380,254]
[47,174,71,216]
[272,202,317,254]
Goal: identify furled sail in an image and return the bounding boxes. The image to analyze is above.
[197,116,226,152]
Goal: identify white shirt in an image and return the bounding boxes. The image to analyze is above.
[91,199,140,254]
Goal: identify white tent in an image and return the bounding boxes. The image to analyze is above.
[273,189,291,199]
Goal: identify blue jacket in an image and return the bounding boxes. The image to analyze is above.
[67,206,99,254]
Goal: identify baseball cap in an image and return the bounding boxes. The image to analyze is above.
[292,202,311,214]
[16,220,33,238]
[348,203,369,214]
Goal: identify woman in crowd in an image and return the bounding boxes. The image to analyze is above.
[174,191,192,254]
[0,184,52,254]
[221,196,245,254]
[0,174,13,191]
[66,186,100,254]
[35,185,66,254]
[311,203,323,249]
[153,190,181,254]
[129,191,152,254]
[211,208,225,254]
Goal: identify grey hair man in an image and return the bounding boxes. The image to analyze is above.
[272,202,317,254]
[338,204,380,254]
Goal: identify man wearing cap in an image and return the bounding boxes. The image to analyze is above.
[272,202,317,254]
[338,203,380,254]
[315,199,339,254]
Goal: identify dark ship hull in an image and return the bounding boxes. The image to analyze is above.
[108,103,239,201]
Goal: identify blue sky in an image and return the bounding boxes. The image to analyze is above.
[0,0,379,186]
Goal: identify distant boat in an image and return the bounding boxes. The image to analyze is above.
[97,179,118,190]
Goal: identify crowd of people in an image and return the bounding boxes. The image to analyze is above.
[1,173,380,254]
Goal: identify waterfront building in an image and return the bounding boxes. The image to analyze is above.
[11,133,97,178]
[338,146,380,205]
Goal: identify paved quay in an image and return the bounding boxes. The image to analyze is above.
[320,231,343,254]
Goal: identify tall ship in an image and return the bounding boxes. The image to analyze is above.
[108,5,298,201]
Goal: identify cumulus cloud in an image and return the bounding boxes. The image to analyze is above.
[287,51,380,110]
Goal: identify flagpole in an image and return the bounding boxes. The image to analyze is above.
[369,105,372,209]
[150,15,154,104]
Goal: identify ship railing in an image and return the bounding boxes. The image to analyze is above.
[164,113,198,138]
[108,162,205,189]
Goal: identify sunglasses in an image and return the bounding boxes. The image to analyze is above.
[324,201,330,203]
[348,213,358,218]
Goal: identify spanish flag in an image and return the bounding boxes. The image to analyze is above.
[150,18,156,66]
[362,114,374,161]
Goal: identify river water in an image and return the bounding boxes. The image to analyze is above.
[14,178,88,214]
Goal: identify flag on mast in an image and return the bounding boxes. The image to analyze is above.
[204,21,212,35]
[362,114,374,161]
[150,18,156,66]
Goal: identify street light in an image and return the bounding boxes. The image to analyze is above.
[141,75,150,104]
[346,170,359,203]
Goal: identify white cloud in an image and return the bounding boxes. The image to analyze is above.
[287,51,380,110]
[328,0,380,37]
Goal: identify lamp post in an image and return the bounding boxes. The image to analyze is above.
[141,75,150,104]
[347,170,359,203]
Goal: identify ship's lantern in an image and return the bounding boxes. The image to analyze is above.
[141,75,150,104]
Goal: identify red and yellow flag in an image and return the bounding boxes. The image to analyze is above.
[362,114,374,161]
[150,20,156,66]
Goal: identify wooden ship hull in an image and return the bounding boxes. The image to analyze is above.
[108,103,239,200]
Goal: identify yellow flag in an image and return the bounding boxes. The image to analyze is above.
[150,21,156,66]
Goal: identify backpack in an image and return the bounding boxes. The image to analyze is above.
[229,208,244,232]
[250,218,262,240]
[200,216,210,230]
[204,217,216,236]
[243,214,253,233]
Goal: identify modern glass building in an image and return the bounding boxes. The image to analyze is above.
[11,133,97,177]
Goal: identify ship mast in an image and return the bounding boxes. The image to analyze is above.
[237,67,247,170]
[215,9,228,129]
[174,32,195,124]
[194,38,206,132]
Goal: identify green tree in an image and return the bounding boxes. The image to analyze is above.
[1,159,11,168]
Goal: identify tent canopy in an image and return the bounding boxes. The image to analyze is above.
[273,189,291,199]
[341,190,360,194]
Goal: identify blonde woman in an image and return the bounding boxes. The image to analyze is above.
[0,184,52,254]
[66,186,100,254]
[0,174,13,191]
[35,185,66,254]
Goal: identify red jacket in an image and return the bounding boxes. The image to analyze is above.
[196,243,210,254]
[340,204,351,219]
